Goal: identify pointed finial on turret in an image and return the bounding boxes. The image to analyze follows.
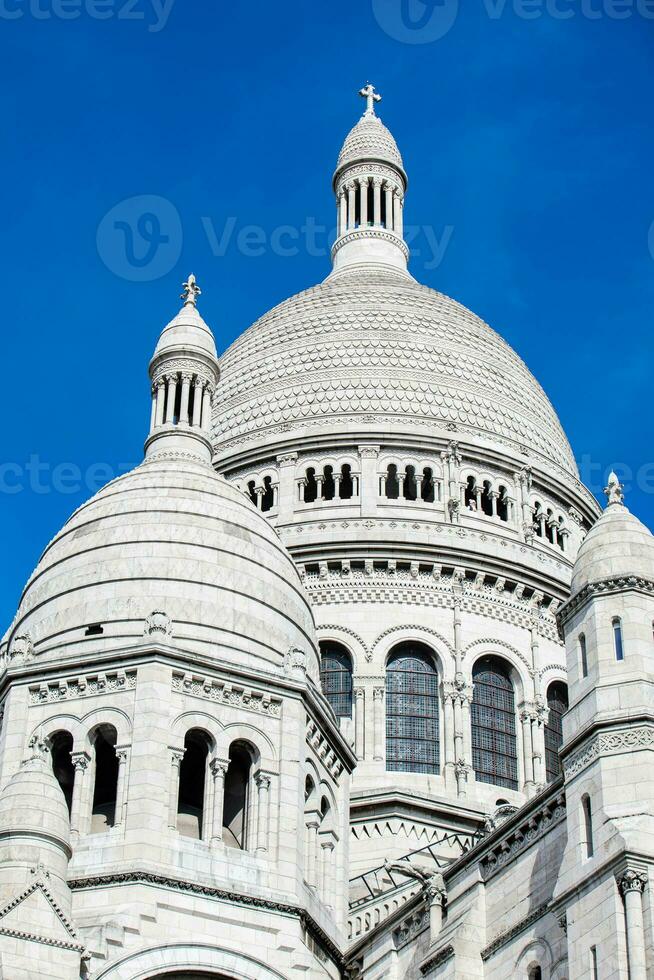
[359,82,381,117]
[181,273,201,307]
[604,471,625,508]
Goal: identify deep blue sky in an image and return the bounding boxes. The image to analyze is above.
[1,1,653,630]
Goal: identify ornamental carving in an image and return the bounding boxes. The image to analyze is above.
[171,671,282,718]
[28,670,136,704]
[618,869,647,894]
[564,725,654,779]
[144,610,173,638]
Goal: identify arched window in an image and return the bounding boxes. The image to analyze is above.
[50,731,74,815]
[404,465,418,501]
[480,481,493,517]
[528,968,543,980]
[464,476,478,511]
[582,793,594,858]
[339,464,354,499]
[177,728,210,839]
[386,644,439,774]
[91,725,119,833]
[319,641,353,718]
[533,502,544,537]
[497,486,509,522]
[304,468,318,503]
[322,465,335,501]
[545,681,569,781]
[260,476,274,512]
[223,741,253,849]
[421,467,435,503]
[471,657,518,790]
[579,633,588,678]
[247,480,257,506]
[612,617,624,661]
[385,464,399,499]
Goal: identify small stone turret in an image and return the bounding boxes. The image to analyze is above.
[0,734,72,909]
[144,274,220,464]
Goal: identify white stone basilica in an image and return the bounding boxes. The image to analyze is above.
[1,86,653,980]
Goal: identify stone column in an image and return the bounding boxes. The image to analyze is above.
[254,487,264,511]
[354,686,365,760]
[154,378,166,426]
[306,813,321,886]
[168,749,184,830]
[114,747,129,827]
[372,177,382,225]
[201,384,212,431]
[179,373,192,425]
[320,836,335,906]
[618,870,648,980]
[426,874,447,943]
[358,445,380,518]
[442,686,455,790]
[346,182,356,230]
[149,386,157,432]
[164,375,177,424]
[393,190,403,236]
[359,177,368,227]
[373,685,385,762]
[255,773,271,854]
[384,183,394,230]
[70,752,91,839]
[210,759,228,845]
[275,453,297,520]
[338,188,347,236]
[520,708,535,792]
[191,379,203,426]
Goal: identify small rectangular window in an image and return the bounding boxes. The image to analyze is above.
[613,618,624,661]
[590,946,599,980]
[583,794,594,858]
[579,633,588,677]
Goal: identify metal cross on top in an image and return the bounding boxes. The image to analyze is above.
[359,82,381,116]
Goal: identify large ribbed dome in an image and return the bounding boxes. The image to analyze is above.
[6,457,317,674]
[214,266,577,474]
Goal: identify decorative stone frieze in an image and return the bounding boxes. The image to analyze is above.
[306,719,344,780]
[393,907,429,949]
[171,671,282,718]
[563,725,654,779]
[28,670,136,705]
[480,791,566,880]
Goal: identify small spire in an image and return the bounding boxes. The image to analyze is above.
[604,471,625,507]
[359,82,381,117]
[181,273,201,307]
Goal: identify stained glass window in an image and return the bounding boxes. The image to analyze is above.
[471,657,518,790]
[319,642,353,718]
[545,681,568,781]
[386,644,439,774]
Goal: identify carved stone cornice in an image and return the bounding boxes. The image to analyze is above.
[420,944,455,975]
[558,575,654,627]
[68,871,344,968]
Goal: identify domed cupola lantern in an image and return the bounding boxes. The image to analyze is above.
[144,274,220,465]
[331,84,410,275]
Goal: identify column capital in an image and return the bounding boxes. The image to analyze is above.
[255,772,272,791]
[209,758,229,779]
[170,748,185,767]
[618,869,648,895]
[372,686,385,701]
[71,751,91,772]
[424,872,447,906]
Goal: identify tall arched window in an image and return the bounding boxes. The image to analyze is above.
[471,657,518,790]
[386,644,439,774]
[91,725,119,833]
[545,681,569,781]
[612,617,624,661]
[177,728,210,839]
[50,730,75,816]
[319,641,353,718]
[579,633,588,678]
[582,793,594,858]
[223,741,253,850]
